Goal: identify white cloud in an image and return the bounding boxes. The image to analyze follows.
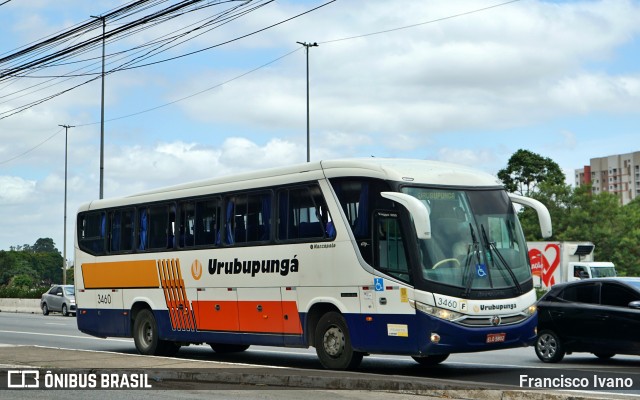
[1,0,640,257]
[0,176,36,204]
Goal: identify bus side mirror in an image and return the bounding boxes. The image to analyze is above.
[380,192,431,239]
[508,193,553,239]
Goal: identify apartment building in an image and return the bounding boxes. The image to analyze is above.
[575,151,640,205]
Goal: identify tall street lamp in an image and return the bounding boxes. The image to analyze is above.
[91,15,106,199]
[296,41,318,163]
[59,124,74,285]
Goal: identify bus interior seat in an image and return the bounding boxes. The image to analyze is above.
[298,222,323,238]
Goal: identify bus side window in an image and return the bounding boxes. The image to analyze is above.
[277,185,332,241]
[179,202,196,247]
[110,208,134,253]
[78,212,106,255]
[138,208,148,251]
[147,205,173,249]
[331,178,393,263]
[226,192,271,245]
[373,211,410,283]
[195,198,220,247]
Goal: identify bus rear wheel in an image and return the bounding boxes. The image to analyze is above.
[315,311,362,370]
[209,343,250,353]
[133,309,180,356]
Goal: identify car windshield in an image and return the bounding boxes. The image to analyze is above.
[64,286,75,296]
[402,187,531,290]
[590,267,616,278]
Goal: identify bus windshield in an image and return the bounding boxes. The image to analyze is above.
[402,187,531,291]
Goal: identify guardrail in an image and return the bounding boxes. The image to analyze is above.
[0,298,41,313]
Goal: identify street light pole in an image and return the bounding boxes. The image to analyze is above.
[296,41,318,163]
[91,15,106,199]
[59,124,74,285]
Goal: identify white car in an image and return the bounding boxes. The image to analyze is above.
[41,285,76,316]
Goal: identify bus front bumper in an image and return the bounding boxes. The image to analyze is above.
[416,312,538,355]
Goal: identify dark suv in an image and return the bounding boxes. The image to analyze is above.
[41,285,76,316]
[535,278,640,363]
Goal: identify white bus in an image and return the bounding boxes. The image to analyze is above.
[75,158,552,370]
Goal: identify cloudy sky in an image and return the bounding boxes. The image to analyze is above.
[0,0,639,261]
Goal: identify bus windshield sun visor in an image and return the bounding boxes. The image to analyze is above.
[380,192,431,239]
[507,194,552,238]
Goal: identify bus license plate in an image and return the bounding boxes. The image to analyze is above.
[486,333,506,344]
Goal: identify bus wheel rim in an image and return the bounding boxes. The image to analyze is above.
[323,326,345,357]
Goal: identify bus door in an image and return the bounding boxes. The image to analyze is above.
[370,211,417,347]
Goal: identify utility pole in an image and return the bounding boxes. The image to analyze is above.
[59,124,74,285]
[296,41,318,163]
[91,15,106,199]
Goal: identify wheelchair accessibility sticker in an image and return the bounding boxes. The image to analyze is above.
[476,264,488,278]
[374,277,384,291]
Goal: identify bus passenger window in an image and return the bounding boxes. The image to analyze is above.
[277,185,332,241]
[110,209,134,253]
[374,211,410,283]
[78,212,106,255]
[146,205,171,250]
[195,198,220,246]
[225,192,271,245]
[179,202,195,247]
[138,208,148,250]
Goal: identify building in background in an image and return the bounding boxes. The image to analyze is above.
[575,151,640,205]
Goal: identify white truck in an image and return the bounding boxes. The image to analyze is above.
[527,241,617,289]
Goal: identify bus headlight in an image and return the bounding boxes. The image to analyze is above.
[523,305,536,317]
[410,299,463,321]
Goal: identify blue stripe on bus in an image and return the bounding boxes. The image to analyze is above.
[342,312,536,355]
[78,308,536,355]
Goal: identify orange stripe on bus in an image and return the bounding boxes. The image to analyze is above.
[82,260,159,289]
[193,300,302,334]
[193,300,240,332]
[158,259,196,332]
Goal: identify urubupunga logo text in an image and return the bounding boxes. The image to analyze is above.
[480,303,517,311]
[208,256,299,277]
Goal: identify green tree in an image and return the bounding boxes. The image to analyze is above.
[562,186,622,263]
[498,149,565,196]
[10,274,34,289]
[518,181,574,241]
[501,149,640,277]
[614,198,640,276]
[33,238,59,254]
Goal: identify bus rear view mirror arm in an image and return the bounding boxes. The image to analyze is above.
[381,192,431,239]
[508,193,553,238]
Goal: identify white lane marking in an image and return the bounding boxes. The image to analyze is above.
[0,330,132,342]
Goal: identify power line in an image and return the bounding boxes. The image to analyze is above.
[75,47,302,126]
[79,0,523,125]
[0,0,523,165]
[0,0,272,117]
[0,128,64,166]
[320,0,522,44]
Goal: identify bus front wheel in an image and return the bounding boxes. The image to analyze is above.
[133,309,180,356]
[315,311,363,370]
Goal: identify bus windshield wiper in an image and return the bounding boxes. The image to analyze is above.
[462,223,481,298]
[481,225,523,295]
